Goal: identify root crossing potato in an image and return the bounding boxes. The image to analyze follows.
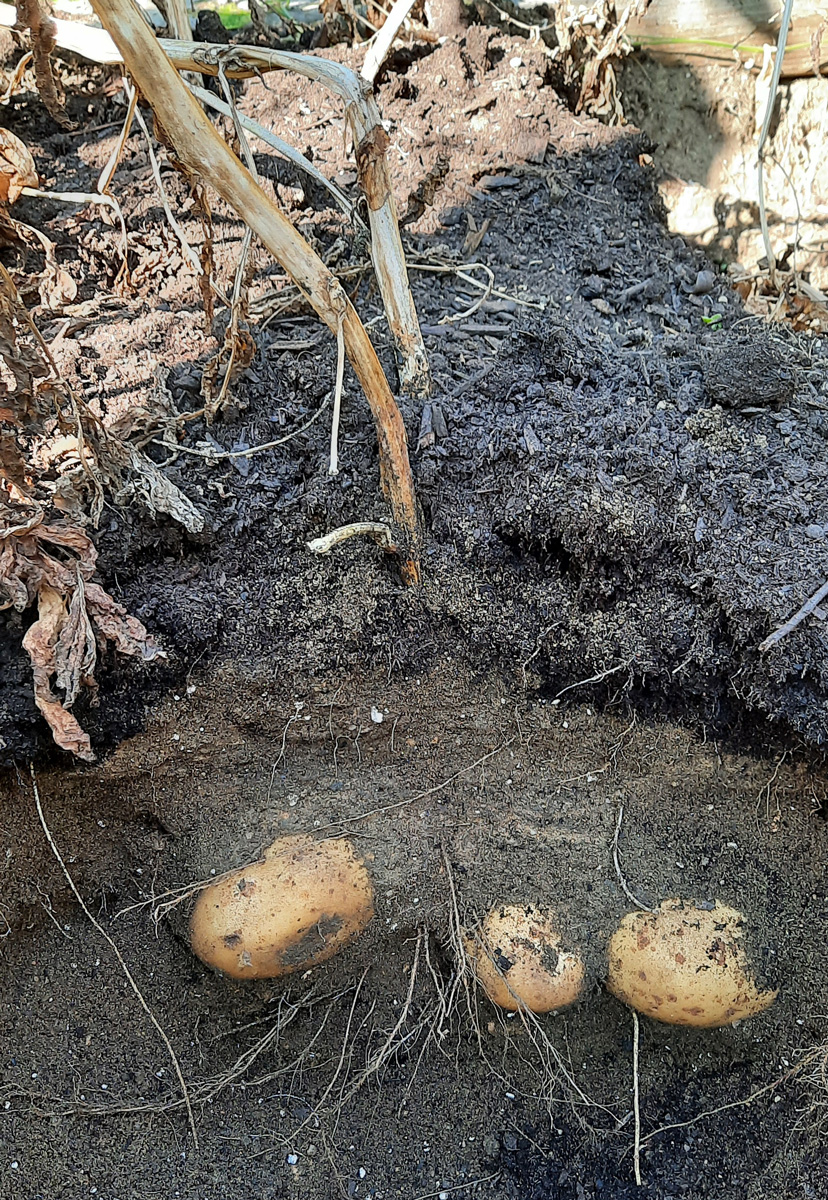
[606,898,777,1028]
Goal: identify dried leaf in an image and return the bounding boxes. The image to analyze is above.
[54,567,97,707]
[36,519,98,573]
[202,325,255,423]
[49,473,87,522]
[0,269,53,421]
[0,535,30,609]
[22,582,94,760]
[400,156,449,229]
[8,521,164,757]
[0,429,27,487]
[84,580,164,661]
[38,261,77,310]
[108,440,205,534]
[0,127,38,206]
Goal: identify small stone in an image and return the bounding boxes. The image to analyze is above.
[806,525,824,540]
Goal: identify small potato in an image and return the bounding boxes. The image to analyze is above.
[464,904,585,1013]
[190,835,373,979]
[606,898,777,1028]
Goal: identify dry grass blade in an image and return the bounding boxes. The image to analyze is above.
[89,0,421,582]
[188,84,358,223]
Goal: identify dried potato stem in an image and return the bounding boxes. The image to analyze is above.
[0,4,430,398]
[88,0,421,583]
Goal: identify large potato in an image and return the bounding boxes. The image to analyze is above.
[606,898,777,1027]
[464,904,585,1013]
[190,834,373,979]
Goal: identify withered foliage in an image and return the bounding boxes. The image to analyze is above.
[554,0,653,122]
[0,127,38,206]
[0,264,195,759]
[4,519,164,760]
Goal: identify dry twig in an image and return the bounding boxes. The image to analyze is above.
[757,0,795,285]
[759,577,828,652]
[361,0,418,84]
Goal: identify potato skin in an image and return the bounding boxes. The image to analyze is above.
[606,899,777,1028]
[190,835,373,979]
[465,904,585,1013]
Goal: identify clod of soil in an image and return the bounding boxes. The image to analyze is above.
[464,903,585,1012]
[606,898,778,1027]
[189,834,374,978]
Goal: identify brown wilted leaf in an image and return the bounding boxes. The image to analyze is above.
[22,582,94,761]
[105,438,205,534]
[38,259,77,310]
[202,325,255,424]
[84,580,164,661]
[0,127,38,206]
[55,567,97,708]
[3,518,165,758]
[400,156,449,229]
[0,429,27,487]
[0,267,53,421]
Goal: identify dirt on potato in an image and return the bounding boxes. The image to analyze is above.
[1,19,828,1200]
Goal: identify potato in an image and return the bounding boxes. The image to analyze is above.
[190,834,373,979]
[464,904,585,1013]
[606,898,777,1027]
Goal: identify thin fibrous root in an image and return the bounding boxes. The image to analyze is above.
[27,764,198,1146]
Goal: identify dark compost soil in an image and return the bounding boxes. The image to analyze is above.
[1,24,828,1200]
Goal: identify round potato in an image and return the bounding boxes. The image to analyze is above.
[606,898,777,1027]
[464,904,585,1013]
[190,834,373,979]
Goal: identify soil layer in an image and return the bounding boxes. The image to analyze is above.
[1,24,828,1200]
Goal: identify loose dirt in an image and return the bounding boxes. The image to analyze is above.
[1,22,827,1200]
